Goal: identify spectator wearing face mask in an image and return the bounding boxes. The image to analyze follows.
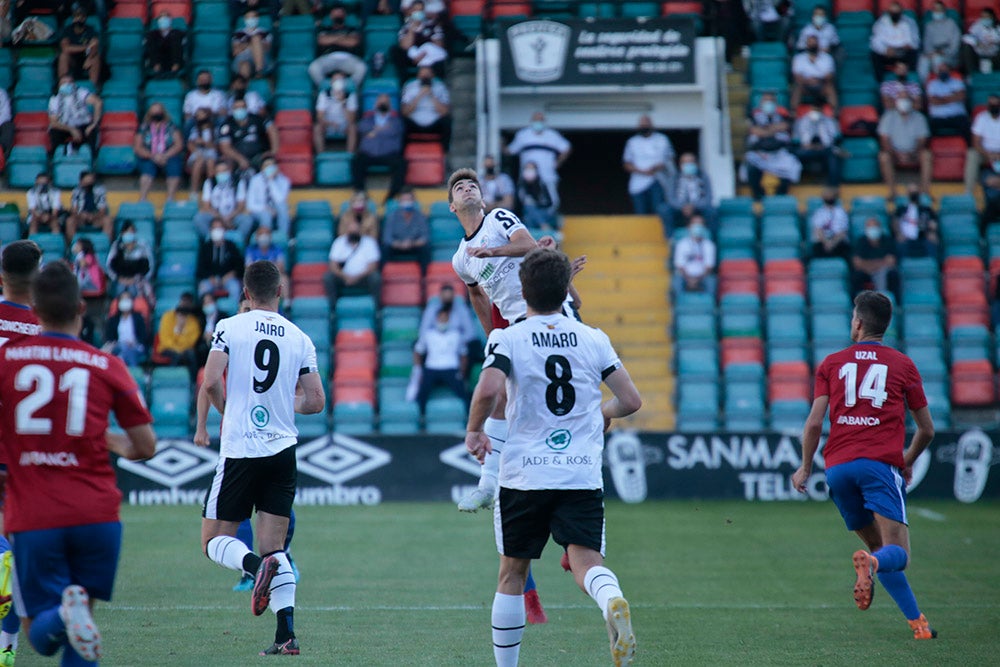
[103,292,148,367]
[339,190,380,238]
[394,0,448,79]
[400,65,451,148]
[194,163,254,240]
[224,74,267,116]
[245,157,291,235]
[186,108,219,200]
[352,93,406,200]
[418,283,476,351]
[72,236,107,300]
[516,161,559,232]
[870,1,920,82]
[67,171,113,241]
[183,71,227,120]
[231,9,273,79]
[622,114,675,216]
[154,292,203,379]
[135,102,185,202]
[793,103,842,187]
[965,95,1000,196]
[324,216,381,308]
[960,8,1000,77]
[504,111,571,188]
[664,153,715,236]
[307,2,367,88]
[478,154,515,213]
[412,306,469,417]
[877,91,931,198]
[245,226,290,299]
[381,187,430,269]
[197,218,244,299]
[919,1,960,77]
[218,99,279,175]
[26,172,63,236]
[879,62,923,112]
[892,184,939,259]
[314,72,358,154]
[791,35,838,112]
[145,10,186,77]
[810,188,851,260]
[924,62,969,141]
[744,93,801,200]
[106,220,155,301]
[672,216,716,294]
[198,292,231,359]
[58,4,101,87]
[851,217,901,304]
[795,6,840,55]
[48,74,102,155]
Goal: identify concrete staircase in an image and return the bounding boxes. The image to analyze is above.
[727,55,750,159]
[446,56,478,172]
[562,215,675,431]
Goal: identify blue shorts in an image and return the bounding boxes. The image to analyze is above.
[10,522,122,618]
[826,459,908,531]
[138,155,183,178]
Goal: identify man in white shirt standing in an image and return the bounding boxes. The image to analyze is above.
[412,306,468,416]
[791,36,838,112]
[246,157,291,236]
[323,216,381,308]
[621,114,675,216]
[504,112,571,188]
[869,1,920,81]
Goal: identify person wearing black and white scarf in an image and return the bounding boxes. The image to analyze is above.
[662,153,714,237]
[793,103,842,187]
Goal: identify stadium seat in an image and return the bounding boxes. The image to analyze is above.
[840,138,880,182]
[675,311,717,341]
[277,154,314,186]
[315,152,354,187]
[930,136,966,181]
[951,360,996,406]
[676,342,719,380]
[404,142,446,187]
[721,338,764,367]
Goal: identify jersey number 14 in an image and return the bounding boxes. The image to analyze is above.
[838,362,888,409]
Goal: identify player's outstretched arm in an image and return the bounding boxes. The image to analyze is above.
[902,406,935,481]
[465,367,505,463]
[467,228,537,259]
[793,396,830,492]
[107,424,157,461]
[295,371,326,414]
[601,367,642,429]
[467,283,494,335]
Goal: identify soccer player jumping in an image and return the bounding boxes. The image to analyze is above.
[792,291,937,640]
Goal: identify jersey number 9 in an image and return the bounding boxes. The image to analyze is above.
[253,340,280,393]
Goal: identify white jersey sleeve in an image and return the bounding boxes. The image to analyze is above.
[487,315,623,491]
[214,311,319,459]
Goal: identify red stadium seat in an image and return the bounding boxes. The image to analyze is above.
[100,111,139,131]
[947,305,991,330]
[719,259,761,297]
[930,136,966,182]
[721,337,764,368]
[661,2,703,16]
[951,360,996,406]
[13,129,50,150]
[382,261,422,282]
[275,110,312,129]
[488,1,531,18]
[965,0,996,24]
[380,281,423,306]
[278,127,313,148]
[333,384,375,406]
[110,1,147,19]
[276,154,314,186]
[919,0,958,12]
[151,1,191,24]
[763,259,805,279]
[943,255,985,277]
[768,360,812,402]
[335,328,377,352]
[404,142,445,187]
[839,105,879,137]
[100,129,136,146]
[450,0,485,17]
[292,262,327,285]
[834,0,874,14]
[15,112,49,130]
[292,282,325,297]
[876,0,915,13]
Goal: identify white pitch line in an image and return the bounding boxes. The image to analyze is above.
[911,507,947,522]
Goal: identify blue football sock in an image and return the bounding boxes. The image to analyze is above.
[0,536,10,552]
[236,519,254,551]
[285,509,296,551]
[28,607,64,657]
[60,636,96,666]
[523,568,536,594]
[877,570,921,620]
[872,544,908,572]
[2,604,19,634]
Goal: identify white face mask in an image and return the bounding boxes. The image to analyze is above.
[119,299,133,312]
[812,15,826,27]
[157,16,171,31]
[808,110,822,122]
[865,227,882,241]
[210,228,225,242]
[896,98,913,113]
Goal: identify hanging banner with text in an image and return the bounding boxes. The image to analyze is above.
[498,17,698,88]
[113,430,1000,506]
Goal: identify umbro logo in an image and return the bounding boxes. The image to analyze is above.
[296,434,392,485]
[439,442,482,477]
[118,439,218,487]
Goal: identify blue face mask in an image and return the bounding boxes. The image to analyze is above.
[121,232,136,244]
[264,164,278,178]
[993,160,1000,173]
[216,171,231,184]
[401,200,416,211]
[531,121,545,132]
[59,83,74,96]
[233,108,248,122]
[203,303,217,316]
[761,100,777,114]
[411,10,425,22]
[681,163,698,176]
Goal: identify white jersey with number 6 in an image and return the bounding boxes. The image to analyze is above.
[451,208,529,323]
[210,309,318,459]
[483,313,622,491]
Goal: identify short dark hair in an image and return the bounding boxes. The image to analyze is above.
[447,168,479,202]
[519,248,570,313]
[854,290,892,337]
[31,261,80,327]
[244,260,281,302]
[1,240,42,291]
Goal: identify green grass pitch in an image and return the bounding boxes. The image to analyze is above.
[66,500,1000,666]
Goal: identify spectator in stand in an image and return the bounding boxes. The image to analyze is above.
[851,217,901,303]
[892,183,939,258]
[154,292,202,378]
[478,154,515,212]
[186,107,219,200]
[197,218,244,299]
[324,215,381,307]
[810,187,851,260]
[230,0,279,21]
[795,5,839,56]
[400,65,451,148]
[964,95,1000,196]
[919,1,960,78]
[48,74,102,155]
[352,93,406,201]
[281,0,318,13]
[516,161,559,232]
[672,216,716,294]
[925,61,969,140]
[231,9,273,79]
[870,1,920,81]
[744,93,801,200]
[0,87,11,159]
[224,75,267,116]
[198,292,231,363]
[102,291,147,367]
[419,283,475,344]
[879,62,923,112]
[412,305,468,416]
[664,152,714,235]
[307,2,367,88]
[793,102,842,187]
[145,9,186,77]
[218,98,279,176]
[982,159,1000,226]
[194,163,254,240]
[105,220,155,301]
[58,3,101,87]
[134,102,185,202]
[245,156,291,235]
[394,0,448,79]
[791,35,838,111]
[877,90,932,197]
[622,114,675,216]
[381,187,430,269]
[71,235,106,302]
[183,70,227,121]
[401,0,445,20]
[314,71,358,154]
[25,172,62,236]
[66,170,112,241]
[245,226,290,299]
[746,0,791,44]
[338,190,379,238]
[960,8,1000,76]
[505,111,571,188]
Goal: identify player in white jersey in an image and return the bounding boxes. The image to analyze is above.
[195,260,326,657]
[466,248,642,667]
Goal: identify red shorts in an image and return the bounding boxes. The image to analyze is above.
[491,304,509,330]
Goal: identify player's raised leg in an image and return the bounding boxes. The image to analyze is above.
[569,545,636,667]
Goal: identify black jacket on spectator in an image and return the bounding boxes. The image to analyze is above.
[196,240,244,282]
[104,311,149,347]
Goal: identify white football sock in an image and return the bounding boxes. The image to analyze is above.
[0,631,16,651]
[492,592,524,667]
[268,551,296,613]
[584,566,624,621]
[480,418,507,493]
[206,536,251,573]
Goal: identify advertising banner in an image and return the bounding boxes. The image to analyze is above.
[498,17,697,88]
[115,430,1000,506]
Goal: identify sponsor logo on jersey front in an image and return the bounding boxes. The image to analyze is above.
[19,451,79,467]
[251,405,270,428]
[836,415,881,426]
[545,429,572,451]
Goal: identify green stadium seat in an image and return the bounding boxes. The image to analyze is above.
[769,400,810,431]
[765,293,806,313]
[767,311,808,345]
[379,401,421,434]
[840,138,880,182]
[315,152,354,187]
[675,312,717,341]
[381,306,422,342]
[676,342,719,380]
[296,200,334,220]
[678,380,719,415]
[336,295,377,327]
[620,2,659,17]
[808,256,848,280]
[674,290,715,315]
[7,161,48,189]
[333,402,375,434]
[721,311,762,338]
[96,146,137,175]
[767,342,808,365]
[719,292,761,314]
